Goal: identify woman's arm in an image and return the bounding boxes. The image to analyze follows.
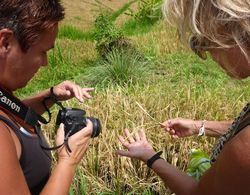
[41,122,92,195]
[150,158,198,194]
[117,129,197,195]
[161,118,233,138]
[0,122,31,194]
[22,80,94,115]
[117,127,250,195]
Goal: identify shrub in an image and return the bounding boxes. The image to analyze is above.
[135,0,163,23]
[93,13,125,57]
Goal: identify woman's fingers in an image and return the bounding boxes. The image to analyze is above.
[172,134,179,139]
[118,135,130,148]
[170,129,175,135]
[134,132,140,141]
[138,129,146,141]
[82,88,94,99]
[116,150,131,157]
[55,80,94,102]
[56,123,65,145]
[71,85,82,102]
[124,128,135,143]
[72,119,93,138]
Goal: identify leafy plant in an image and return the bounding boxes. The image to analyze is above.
[121,0,163,36]
[93,13,124,56]
[135,0,163,23]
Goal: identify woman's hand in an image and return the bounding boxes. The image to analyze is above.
[55,120,93,166]
[161,118,199,139]
[52,80,94,102]
[117,129,156,163]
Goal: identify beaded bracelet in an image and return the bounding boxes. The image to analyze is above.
[198,120,206,136]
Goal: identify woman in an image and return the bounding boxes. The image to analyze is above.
[117,0,250,194]
[0,0,94,194]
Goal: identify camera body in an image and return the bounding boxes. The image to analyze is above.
[56,107,101,138]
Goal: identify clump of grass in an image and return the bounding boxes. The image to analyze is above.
[81,49,153,87]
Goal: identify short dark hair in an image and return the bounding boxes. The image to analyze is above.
[0,0,64,52]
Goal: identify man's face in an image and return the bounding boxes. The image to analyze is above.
[1,24,58,91]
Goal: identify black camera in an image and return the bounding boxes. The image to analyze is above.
[56,107,101,138]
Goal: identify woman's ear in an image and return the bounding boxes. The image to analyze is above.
[0,29,15,54]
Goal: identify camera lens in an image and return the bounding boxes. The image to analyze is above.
[87,117,102,137]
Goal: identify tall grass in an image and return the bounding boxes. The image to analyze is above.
[43,75,249,194]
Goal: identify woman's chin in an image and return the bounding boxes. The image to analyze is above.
[228,71,250,80]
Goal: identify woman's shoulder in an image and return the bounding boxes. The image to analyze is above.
[196,125,250,195]
[222,125,250,165]
[0,110,13,131]
[0,110,22,157]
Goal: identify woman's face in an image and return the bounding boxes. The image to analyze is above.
[209,46,250,79]
[0,24,58,91]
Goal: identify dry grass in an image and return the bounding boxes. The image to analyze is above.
[43,81,248,194]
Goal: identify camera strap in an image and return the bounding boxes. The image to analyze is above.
[41,91,73,153]
[38,129,72,153]
[0,86,72,152]
[42,87,65,124]
[0,86,49,127]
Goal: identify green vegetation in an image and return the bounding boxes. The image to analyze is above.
[82,49,153,87]
[93,13,124,56]
[17,0,250,194]
[58,25,94,40]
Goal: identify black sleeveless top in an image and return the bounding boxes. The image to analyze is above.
[0,115,52,195]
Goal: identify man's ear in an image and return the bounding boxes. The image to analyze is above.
[0,29,15,53]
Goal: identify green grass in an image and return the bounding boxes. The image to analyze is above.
[58,25,94,40]
[80,49,153,87]
[109,0,138,22]
[122,19,160,36]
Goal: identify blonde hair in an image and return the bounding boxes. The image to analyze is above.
[163,0,250,60]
